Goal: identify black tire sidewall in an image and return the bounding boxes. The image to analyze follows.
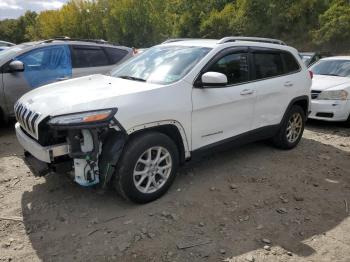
[115,132,179,203]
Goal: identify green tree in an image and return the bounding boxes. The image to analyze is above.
[0,0,349,53]
[313,0,350,51]
[0,19,18,43]
[105,0,168,47]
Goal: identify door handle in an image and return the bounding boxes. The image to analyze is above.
[284,81,294,87]
[240,89,254,96]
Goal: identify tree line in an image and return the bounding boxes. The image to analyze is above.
[0,0,349,52]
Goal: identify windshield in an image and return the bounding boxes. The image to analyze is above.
[111,46,211,84]
[311,59,350,77]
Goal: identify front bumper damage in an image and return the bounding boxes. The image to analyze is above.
[15,123,69,163]
[15,121,127,189]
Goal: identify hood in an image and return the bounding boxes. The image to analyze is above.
[18,74,161,116]
[312,74,350,91]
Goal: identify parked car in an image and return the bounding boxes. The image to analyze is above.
[309,56,350,126]
[0,38,133,122]
[0,40,15,51]
[299,52,330,67]
[15,37,311,203]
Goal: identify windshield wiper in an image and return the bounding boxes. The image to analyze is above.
[118,75,146,82]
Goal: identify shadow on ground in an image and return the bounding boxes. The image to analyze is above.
[19,132,350,261]
[306,119,350,137]
[0,120,20,158]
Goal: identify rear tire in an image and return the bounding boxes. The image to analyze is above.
[272,105,306,149]
[114,132,179,203]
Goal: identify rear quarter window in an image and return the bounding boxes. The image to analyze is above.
[282,52,300,73]
[104,47,129,64]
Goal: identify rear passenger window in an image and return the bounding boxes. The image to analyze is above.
[207,53,249,85]
[282,52,300,73]
[253,53,284,79]
[104,47,128,64]
[71,46,109,68]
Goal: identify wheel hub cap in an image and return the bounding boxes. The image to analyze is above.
[286,113,303,143]
[133,146,172,194]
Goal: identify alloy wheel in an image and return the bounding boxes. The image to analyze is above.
[286,112,303,143]
[133,146,172,194]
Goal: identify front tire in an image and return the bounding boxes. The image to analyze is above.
[273,105,306,149]
[114,132,179,203]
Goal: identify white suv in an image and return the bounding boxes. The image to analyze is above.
[15,37,312,203]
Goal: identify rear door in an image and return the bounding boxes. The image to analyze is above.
[70,45,116,77]
[251,48,302,129]
[2,45,72,116]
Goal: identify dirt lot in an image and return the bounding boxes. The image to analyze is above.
[0,121,349,262]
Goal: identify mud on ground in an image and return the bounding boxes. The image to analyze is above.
[0,120,349,262]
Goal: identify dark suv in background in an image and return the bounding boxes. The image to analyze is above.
[0,38,133,122]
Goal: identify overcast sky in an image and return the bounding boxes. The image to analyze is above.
[0,0,68,20]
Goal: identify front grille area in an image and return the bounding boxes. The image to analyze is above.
[311,90,322,99]
[14,102,41,139]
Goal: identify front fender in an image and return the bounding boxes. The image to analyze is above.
[98,130,128,189]
[126,120,191,159]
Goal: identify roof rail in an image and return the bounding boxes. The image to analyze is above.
[217,37,286,45]
[41,37,119,46]
[162,38,204,44]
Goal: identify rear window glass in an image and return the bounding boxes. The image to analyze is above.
[104,47,128,64]
[71,46,109,68]
[282,52,300,73]
[253,53,284,79]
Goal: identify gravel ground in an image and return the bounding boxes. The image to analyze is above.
[0,120,349,262]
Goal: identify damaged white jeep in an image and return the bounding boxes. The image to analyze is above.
[15,37,311,203]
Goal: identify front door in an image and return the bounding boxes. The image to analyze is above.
[191,49,256,150]
[2,45,72,116]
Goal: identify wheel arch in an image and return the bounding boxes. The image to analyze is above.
[292,97,309,116]
[281,95,309,125]
[126,121,190,164]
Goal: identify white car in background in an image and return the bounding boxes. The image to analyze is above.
[309,57,350,126]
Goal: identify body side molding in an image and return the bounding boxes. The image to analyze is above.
[126,120,191,159]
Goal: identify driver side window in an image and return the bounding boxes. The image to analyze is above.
[207,53,249,85]
[16,45,72,88]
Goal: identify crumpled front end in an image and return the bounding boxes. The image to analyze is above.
[15,105,127,189]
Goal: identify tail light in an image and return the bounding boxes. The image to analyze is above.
[309,70,313,79]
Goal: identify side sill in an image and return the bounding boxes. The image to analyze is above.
[191,124,279,158]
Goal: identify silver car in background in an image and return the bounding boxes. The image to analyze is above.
[0,38,133,122]
[0,40,15,52]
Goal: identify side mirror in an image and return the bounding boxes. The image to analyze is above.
[201,72,228,87]
[9,60,24,72]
